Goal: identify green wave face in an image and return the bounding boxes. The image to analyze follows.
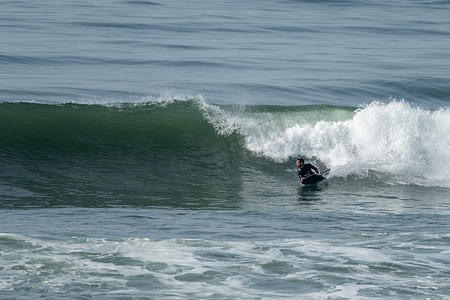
[1,99,448,209]
[0,100,355,160]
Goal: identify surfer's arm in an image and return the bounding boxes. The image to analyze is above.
[297,170,304,182]
[311,165,320,174]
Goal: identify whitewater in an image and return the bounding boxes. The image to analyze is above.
[212,100,450,188]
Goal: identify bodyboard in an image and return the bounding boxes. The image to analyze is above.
[302,174,325,185]
[301,169,330,185]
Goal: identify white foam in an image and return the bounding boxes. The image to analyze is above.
[1,233,448,298]
[205,100,450,187]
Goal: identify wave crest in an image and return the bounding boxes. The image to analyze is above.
[233,100,449,187]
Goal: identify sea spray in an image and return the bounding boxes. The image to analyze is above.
[199,100,450,187]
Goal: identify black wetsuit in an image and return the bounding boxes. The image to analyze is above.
[297,164,319,179]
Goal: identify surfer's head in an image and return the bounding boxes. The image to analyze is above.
[296,158,304,167]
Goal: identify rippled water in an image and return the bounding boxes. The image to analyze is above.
[1,0,449,298]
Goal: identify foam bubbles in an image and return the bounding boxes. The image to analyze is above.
[346,101,449,186]
[2,232,449,298]
[203,100,450,187]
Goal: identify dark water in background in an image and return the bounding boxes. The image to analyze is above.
[1,0,450,299]
[1,0,450,107]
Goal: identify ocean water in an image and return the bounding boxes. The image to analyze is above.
[1,1,450,299]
